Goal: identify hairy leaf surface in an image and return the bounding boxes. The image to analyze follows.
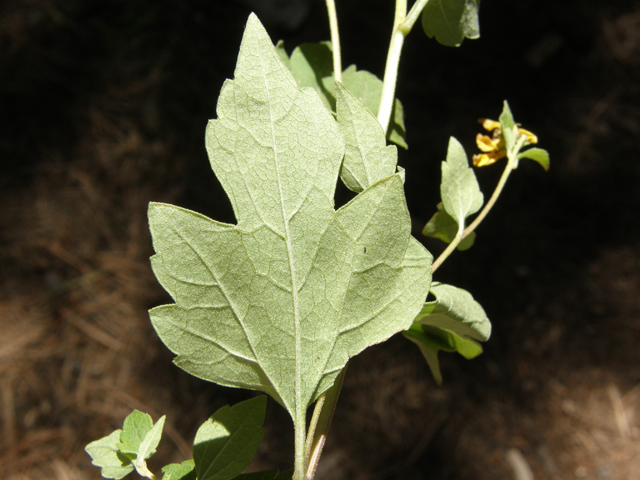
[440,137,483,235]
[148,15,432,430]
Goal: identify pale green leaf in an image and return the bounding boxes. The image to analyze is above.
[193,396,266,480]
[405,281,489,385]
[440,137,483,234]
[422,203,476,251]
[336,83,397,192]
[136,415,165,462]
[416,282,491,342]
[118,410,153,455]
[148,13,432,435]
[85,430,135,480]
[421,0,481,47]
[499,100,516,154]
[518,147,550,171]
[162,461,196,480]
[404,323,482,386]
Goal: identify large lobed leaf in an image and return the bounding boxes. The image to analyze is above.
[148,14,432,427]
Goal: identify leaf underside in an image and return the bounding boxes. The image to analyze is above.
[148,14,432,428]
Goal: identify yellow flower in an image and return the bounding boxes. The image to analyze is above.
[472,118,538,167]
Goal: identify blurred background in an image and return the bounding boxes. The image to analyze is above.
[1,0,639,479]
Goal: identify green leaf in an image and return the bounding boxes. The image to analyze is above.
[118,410,153,455]
[283,42,408,149]
[422,203,476,251]
[133,415,165,476]
[288,42,334,109]
[274,41,290,70]
[148,14,432,429]
[162,461,196,480]
[193,396,267,480]
[336,83,397,193]
[405,282,490,385]
[404,323,482,386]
[518,147,550,171]
[85,430,135,480]
[416,282,491,342]
[440,137,483,235]
[421,0,481,47]
[232,471,293,480]
[341,66,408,149]
[499,100,516,154]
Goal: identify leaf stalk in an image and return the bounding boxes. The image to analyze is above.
[377,0,430,132]
[325,0,342,82]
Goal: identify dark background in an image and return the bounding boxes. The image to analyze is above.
[1,1,639,479]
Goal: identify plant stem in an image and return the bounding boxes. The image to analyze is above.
[304,367,347,480]
[377,0,406,132]
[377,0,430,132]
[325,0,342,82]
[294,420,307,480]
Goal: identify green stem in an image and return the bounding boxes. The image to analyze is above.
[377,0,430,132]
[325,0,342,82]
[304,367,347,480]
[377,0,406,132]
[431,136,527,273]
[294,420,306,480]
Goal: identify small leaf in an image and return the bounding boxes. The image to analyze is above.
[499,100,516,154]
[440,137,483,235]
[283,43,408,148]
[416,282,491,342]
[336,83,397,192]
[136,415,165,462]
[118,410,154,455]
[421,0,481,47]
[193,396,267,480]
[422,203,476,251]
[518,147,550,171]
[341,66,408,149]
[85,430,135,480]
[288,42,334,109]
[405,282,490,385]
[404,323,482,386]
[162,461,196,480]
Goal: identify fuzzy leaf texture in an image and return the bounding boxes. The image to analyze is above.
[148,14,432,430]
[404,282,490,385]
[440,137,483,235]
[86,430,134,480]
[421,0,481,47]
[279,41,407,149]
[193,396,266,480]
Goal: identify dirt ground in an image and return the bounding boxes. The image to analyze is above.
[1,1,639,479]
